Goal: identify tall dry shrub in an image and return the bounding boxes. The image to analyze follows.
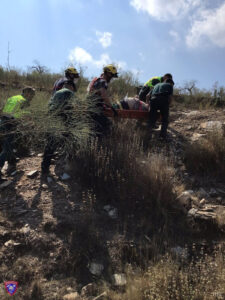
[74,121,176,229]
[9,92,97,156]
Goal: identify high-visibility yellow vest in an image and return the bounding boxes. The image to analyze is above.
[145,76,162,88]
[2,95,28,118]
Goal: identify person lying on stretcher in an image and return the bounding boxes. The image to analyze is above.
[113,96,149,111]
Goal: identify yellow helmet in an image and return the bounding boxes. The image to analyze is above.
[65,67,79,77]
[103,64,118,77]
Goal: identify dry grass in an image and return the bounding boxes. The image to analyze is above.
[107,244,225,300]
[184,130,225,178]
[0,91,97,158]
[74,121,176,233]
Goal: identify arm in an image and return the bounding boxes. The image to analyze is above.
[99,87,112,107]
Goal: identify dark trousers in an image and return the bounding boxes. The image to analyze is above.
[149,97,169,137]
[41,134,62,172]
[41,130,75,172]
[0,134,17,168]
[0,115,17,169]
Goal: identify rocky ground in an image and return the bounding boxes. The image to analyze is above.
[0,108,225,299]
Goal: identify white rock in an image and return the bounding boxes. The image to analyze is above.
[61,173,71,180]
[200,198,206,206]
[20,224,30,234]
[37,153,43,157]
[27,170,38,178]
[188,208,198,217]
[0,180,12,189]
[63,292,81,300]
[104,205,118,219]
[200,121,223,130]
[191,133,206,141]
[89,263,104,276]
[4,240,21,247]
[104,205,113,212]
[183,190,194,195]
[112,273,127,286]
[42,184,48,189]
[183,110,199,117]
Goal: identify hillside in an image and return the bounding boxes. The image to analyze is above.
[1,85,225,299]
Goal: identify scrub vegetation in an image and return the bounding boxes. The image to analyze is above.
[0,65,225,299]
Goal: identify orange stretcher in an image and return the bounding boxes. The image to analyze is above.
[104,108,150,120]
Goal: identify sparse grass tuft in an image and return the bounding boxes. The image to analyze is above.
[184,130,225,178]
[107,245,225,300]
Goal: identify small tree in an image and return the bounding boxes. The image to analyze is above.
[183,80,198,96]
[30,60,48,74]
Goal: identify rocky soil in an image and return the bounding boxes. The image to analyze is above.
[0,108,225,299]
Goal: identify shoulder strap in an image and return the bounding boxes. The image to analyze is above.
[88,77,99,93]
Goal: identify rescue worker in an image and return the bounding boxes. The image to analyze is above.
[87,64,118,136]
[0,87,35,182]
[41,81,76,175]
[53,67,80,94]
[139,73,173,102]
[149,78,174,139]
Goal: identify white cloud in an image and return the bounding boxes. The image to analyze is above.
[116,61,127,69]
[94,53,111,67]
[130,0,201,21]
[186,2,225,48]
[68,47,92,64]
[96,31,112,48]
[68,47,126,70]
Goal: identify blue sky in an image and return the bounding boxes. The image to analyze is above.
[1,0,225,89]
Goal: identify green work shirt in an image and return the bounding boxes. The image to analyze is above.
[145,76,162,88]
[151,82,173,97]
[48,88,74,114]
[2,95,28,118]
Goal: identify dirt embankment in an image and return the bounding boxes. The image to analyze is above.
[0,108,225,299]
